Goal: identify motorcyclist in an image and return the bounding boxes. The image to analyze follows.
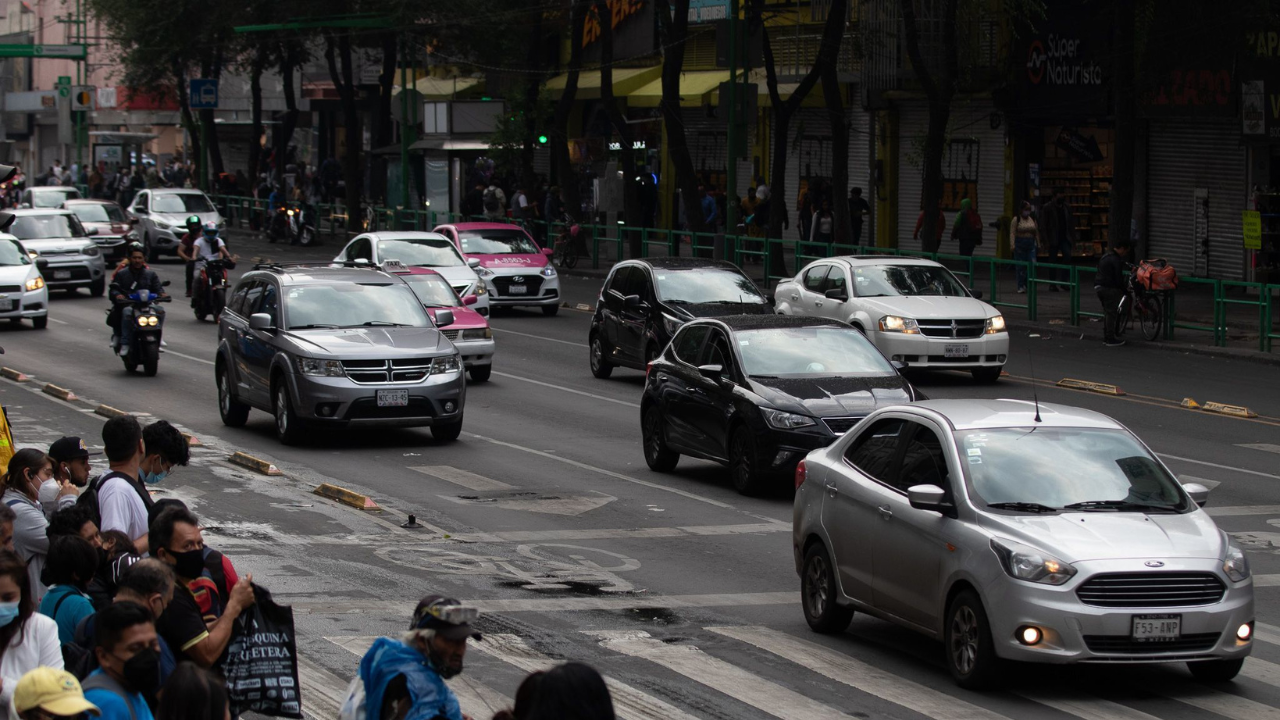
[174,214,202,297]
[191,222,235,314]
[110,242,167,357]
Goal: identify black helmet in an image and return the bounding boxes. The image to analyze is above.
[127,241,145,255]
[186,214,201,228]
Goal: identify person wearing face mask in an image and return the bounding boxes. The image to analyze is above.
[2,449,55,602]
[148,507,253,670]
[145,500,237,623]
[1012,200,1041,294]
[40,437,101,519]
[0,549,64,710]
[39,536,100,644]
[82,602,160,720]
[47,506,111,609]
[355,595,480,720]
[11,667,101,720]
[138,422,188,489]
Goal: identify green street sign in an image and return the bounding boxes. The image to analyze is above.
[57,76,71,86]
[57,86,71,98]
[0,44,87,60]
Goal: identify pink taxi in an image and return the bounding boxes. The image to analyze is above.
[386,264,495,382]
[432,222,560,316]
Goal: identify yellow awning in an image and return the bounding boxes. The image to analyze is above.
[544,66,662,101]
[395,76,484,101]
[628,71,729,108]
[705,70,824,108]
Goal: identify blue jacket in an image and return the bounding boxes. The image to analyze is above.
[360,638,462,720]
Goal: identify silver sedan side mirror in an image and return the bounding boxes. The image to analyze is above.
[908,484,954,516]
[1182,482,1210,508]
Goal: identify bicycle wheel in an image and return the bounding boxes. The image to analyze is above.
[561,243,578,269]
[1116,295,1131,338]
[1139,295,1162,341]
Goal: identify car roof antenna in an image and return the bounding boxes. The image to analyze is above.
[1026,333,1042,423]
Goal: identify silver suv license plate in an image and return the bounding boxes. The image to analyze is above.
[376,389,409,407]
[1132,614,1181,642]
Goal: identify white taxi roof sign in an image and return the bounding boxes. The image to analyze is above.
[381,259,408,272]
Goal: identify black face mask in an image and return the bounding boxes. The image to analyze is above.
[166,548,204,579]
[120,647,161,695]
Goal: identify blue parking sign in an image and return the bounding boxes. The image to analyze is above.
[190,78,219,110]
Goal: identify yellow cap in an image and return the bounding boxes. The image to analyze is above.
[12,668,100,717]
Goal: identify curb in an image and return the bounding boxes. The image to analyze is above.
[1056,378,1125,396]
[1006,318,1280,367]
[95,405,131,418]
[227,451,283,476]
[182,432,204,447]
[1,367,30,382]
[42,383,76,401]
[1201,401,1258,419]
[313,483,381,512]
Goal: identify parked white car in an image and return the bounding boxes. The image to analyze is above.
[334,232,490,316]
[775,257,1008,383]
[794,399,1252,688]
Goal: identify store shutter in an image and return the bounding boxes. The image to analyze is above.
[1148,118,1245,279]
[897,101,928,253]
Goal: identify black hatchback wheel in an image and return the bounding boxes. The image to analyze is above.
[589,332,613,379]
[642,406,679,472]
[729,427,764,495]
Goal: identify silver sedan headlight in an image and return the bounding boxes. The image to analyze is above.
[541,265,557,278]
[762,408,816,430]
[1222,536,1250,583]
[991,538,1076,585]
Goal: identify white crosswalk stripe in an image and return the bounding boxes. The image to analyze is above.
[1160,685,1280,720]
[591,629,858,720]
[1243,657,1280,689]
[707,625,1011,720]
[1016,695,1162,720]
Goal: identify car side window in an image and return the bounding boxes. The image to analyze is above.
[348,238,372,262]
[844,419,905,484]
[895,423,950,493]
[803,265,829,293]
[242,281,266,316]
[136,193,148,212]
[258,283,280,325]
[228,280,256,316]
[671,326,710,364]
[607,266,635,297]
[826,267,848,297]
[701,329,734,373]
[632,267,654,300]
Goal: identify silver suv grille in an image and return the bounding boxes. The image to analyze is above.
[916,319,985,339]
[340,357,435,384]
[1075,572,1226,608]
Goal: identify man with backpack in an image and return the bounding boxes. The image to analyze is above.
[950,197,983,257]
[483,184,506,221]
[344,595,479,720]
[87,418,151,555]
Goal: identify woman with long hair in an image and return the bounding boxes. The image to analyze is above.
[1,448,53,601]
[0,549,63,708]
[156,662,229,720]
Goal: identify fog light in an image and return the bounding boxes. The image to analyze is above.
[444,401,456,413]
[1237,623,1254,641]
[1017,626,1043,646]
[772,450,795,467]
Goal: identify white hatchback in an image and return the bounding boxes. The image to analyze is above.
[775,257,1008,383]
[0,233,49,328]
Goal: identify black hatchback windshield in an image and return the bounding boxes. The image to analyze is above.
[736,327,895,376]
[655,268,766,306]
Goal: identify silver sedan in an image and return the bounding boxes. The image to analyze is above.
[793,399,1253,688]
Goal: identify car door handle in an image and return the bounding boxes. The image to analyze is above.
[877,505,893,519]
[815,300,823,307]
[824,483,838,497]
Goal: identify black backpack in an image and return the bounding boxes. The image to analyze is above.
[52,593,96,680]
[76,471,140,530]
[483,188,500,212]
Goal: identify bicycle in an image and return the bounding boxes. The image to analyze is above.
[552,215,581,269]
[1116,263,1164,341]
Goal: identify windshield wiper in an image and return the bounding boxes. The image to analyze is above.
[359,320,411,327]
[289,324,339,330]
[1062,500,1178,512]
[986,502,1058,513]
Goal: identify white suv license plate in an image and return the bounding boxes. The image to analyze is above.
[376,389,409,407]
[0,299,12,311]
[944,344,970,358]
[507,284,528,295]
[1132,614,1181,642]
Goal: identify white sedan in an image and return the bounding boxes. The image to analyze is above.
[334,232,490,316]
[0,233,49,329]
[775,257,1007,383]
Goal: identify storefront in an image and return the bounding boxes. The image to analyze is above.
[1239,31,1280,283]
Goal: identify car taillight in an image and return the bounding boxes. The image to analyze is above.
[645,362,653,379]
[794,460,807,489]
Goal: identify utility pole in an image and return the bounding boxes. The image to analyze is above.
[399,32,410,212]
[725,0,739,235]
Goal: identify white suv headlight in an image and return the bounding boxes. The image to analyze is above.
[991,538,1076,585]
[298,358,345,377]
[878,315,920,334]
[985,315,1006,334]
[762,408,815,430]
[1222,536,1250,583]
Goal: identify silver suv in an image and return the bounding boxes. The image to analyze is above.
[794,399,1252,688]
[128,189,223,261]
[214,263,466,444]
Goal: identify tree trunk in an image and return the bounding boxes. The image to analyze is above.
[327,34,364,230]
[656,0,706,244]
[822,63,851,244]
[201,55,225,177]
[1110,0,1135,253]
[519,14,544,191]
[248,51,265,182]
[175,68,200,178]
[596,0,642,257]
[275,48,300,194]
[372,33,397,205]
[552,0,587,222]
[899,0,957,254]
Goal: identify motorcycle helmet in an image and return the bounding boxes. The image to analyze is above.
[127,241,145,256]
[185,214,201,230]
[202,221,219,238]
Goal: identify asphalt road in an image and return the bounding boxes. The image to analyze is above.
[3,231,1280,720]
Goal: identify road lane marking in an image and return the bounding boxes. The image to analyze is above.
[464,431,733,509]
[1209,506,1280,517]
[1014,695,1159,720]
[49,317,68,325]
[409,465,516,491]
[707,625,1011,720]
[490,327,588,347]
[326,636,509,719]
[162,348,215,365]
[474,633,702,720]
[490,371,640,408]
[1242,657,1280,690]
[1161,685,1280,720]
[451,521,788,544]
[1252,574,1280,587]
[591,629,858,720]
[1239,443,1280,455]
[1158,454,1280,481]
[1255,622,1280,646]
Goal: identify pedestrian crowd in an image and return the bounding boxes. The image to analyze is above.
[0,415,619,720]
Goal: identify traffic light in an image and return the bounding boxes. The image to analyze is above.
[537,134,548,145]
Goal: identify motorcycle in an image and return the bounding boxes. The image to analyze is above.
[266,204,297,243]
[110,285,171,376]
[295,203,318,246]
[194,258,235,322]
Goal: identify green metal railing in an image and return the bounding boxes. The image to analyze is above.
[208,193,1279,353]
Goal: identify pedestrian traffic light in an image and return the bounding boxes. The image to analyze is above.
[537,134,548,145]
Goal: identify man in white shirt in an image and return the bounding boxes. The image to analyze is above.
[191,222,233,271]
[97,416,152,554]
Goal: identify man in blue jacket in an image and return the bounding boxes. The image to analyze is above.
[359,595,480,720]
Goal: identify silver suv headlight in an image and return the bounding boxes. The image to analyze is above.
[762,408,815,430]
[298,358,345,377]
[1222,535,1250,583]
[430,354,461,374]
[81,246,100,258]
[991,538,1076,585]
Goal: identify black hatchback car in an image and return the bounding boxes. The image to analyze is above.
[589,258,771,378]
[640,315,923,494]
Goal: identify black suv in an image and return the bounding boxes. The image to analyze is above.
[589,258,771,378]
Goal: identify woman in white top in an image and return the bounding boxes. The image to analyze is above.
[0,549,63,707]
[1,449,53,603]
